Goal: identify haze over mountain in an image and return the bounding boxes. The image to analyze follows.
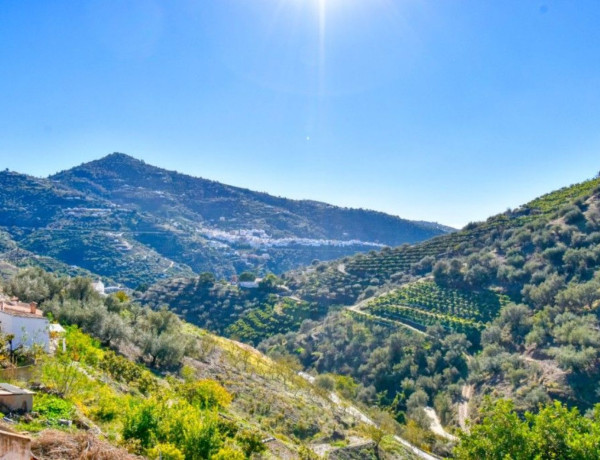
[0,153,451,287]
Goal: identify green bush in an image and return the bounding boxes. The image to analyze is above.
[34,394,75,423]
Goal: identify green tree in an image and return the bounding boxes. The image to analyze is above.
[455,399,600,460]
[238,272,256,282]
[454,399,531,460]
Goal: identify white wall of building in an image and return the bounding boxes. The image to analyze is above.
[0,312,50,352]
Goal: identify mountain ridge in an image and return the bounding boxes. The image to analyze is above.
[0,153,452,287]
[50,152,454,239]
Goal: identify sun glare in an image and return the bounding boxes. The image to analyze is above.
[317,0,327,94]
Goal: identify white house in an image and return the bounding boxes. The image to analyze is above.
[239,281,259,289]
[0,300,50,353]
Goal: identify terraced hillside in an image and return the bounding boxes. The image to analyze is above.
[278,175,600,417]
[53,153,452,244]
[361,281,510,342]
[147,175,600,352]
[286,176,600,306]
[146,174,600,441]
[0,170,194,287]
[141,274,326,346]
[0,153,452,288]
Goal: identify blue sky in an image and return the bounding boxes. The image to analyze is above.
[1,0,600,228]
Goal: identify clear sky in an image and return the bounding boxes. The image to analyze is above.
[1,0,600,228]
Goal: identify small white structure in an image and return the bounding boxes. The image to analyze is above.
[92,280,106,296]
[49,323,66,354]
[0,300,50,353]
[239,281,259,289]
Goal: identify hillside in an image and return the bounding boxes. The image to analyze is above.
[0,170,194,287]
[52,153,451,244]
[0,154,451,289]
[143,174,600,452]
[276,175,600,418]
[5,173,600,457]
[0,270,421,459]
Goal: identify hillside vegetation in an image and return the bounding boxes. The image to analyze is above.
[143,175,600,457]
[0,154,451,289]
[0,269,417,459]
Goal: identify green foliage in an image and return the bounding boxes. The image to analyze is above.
[4,269,197,370]
[99,350,158,395]
[123,397,227,458]
[211,446,246,460]
[227,298,326,345]
[177,379,233,410]
[362,281,509,344]
[40,351,90,398]
[122,398,160,448]
[262,313,469,420]
[4,267,64,303]
[455,398,600,459]
[235,429,267,457]
[33,394,75,423]
[147,443,185,460]
[91,386,124,422]
[238,272,257,282]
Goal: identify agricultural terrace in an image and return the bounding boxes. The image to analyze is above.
[363,281,510,341]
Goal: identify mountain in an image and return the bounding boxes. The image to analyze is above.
[0,153,451,288]
[52,153,452,243]
[6,162,600,457]
[0,169,195,287]
[142,173,600,454]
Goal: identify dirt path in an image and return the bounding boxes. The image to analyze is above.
[424,407,457,441]
[163,260,174,272]
[298,372,439,460]
[458,384,474,431]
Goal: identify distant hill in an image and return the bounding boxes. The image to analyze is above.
[0,153,451,287]
[52,153,452,242]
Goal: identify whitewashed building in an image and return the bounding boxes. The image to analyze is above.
[239,281,259,289]
[92,280,106,296]
[0,300,50,352]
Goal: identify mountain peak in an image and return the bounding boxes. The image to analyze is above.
[95,152,145,166]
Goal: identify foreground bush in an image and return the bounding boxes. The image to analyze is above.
[455,398,600,459]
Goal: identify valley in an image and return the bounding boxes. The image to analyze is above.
[1,166,600,458]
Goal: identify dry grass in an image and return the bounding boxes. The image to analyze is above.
[31,430,139,460]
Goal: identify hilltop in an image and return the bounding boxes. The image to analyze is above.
[0,153,451,288]
[51,153,452,242]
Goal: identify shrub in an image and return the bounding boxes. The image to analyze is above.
[147,443,185,460]
[177,380,232,410]
[211,446,245,460]
[34,394,75,424]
